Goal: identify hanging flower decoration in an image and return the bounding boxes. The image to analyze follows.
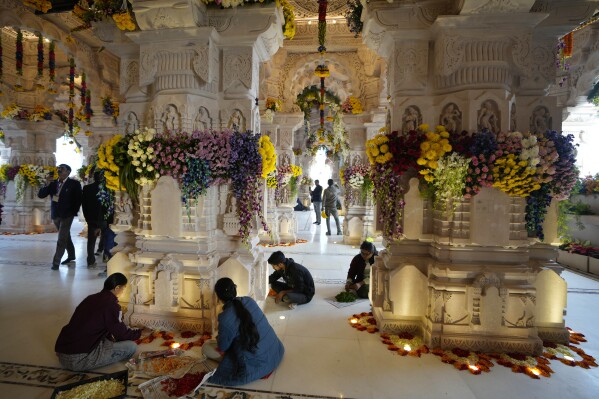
[102,96,119,123]
[229,130,268,243]
[258,135,277,179]
[278,0,296,40]
[80,72,87,108]
[341,96,363,114]
[112,10,137,31]
[432,152,470,213]
[344,0,363,37]
[47,40,56,93]
[181,157,212,217]
[67,58,76,136]
[97,134,124,192]
[85,89,93,124]
[33,33,45,90]
[14,29,23,91]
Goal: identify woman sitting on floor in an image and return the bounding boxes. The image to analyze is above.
[204,277,285,386]
[55,273,141,371]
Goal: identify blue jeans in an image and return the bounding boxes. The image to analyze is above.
[102,227,116,260]
[313,201,322,223]
[57,339,137,371]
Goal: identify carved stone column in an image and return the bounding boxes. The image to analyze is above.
[360,0,586,353]
[106,3,284,331]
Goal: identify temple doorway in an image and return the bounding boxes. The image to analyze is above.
[55,137,83,178]
[308,148,333,186]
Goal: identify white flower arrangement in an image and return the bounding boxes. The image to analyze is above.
[348,173,364,189]
[520,133,541,167]
[127,127,157,185]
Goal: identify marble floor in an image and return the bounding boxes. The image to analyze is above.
[1,210,599,399]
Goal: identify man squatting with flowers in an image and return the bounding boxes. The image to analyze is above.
[38,164,82,270]
[268,251,315,310]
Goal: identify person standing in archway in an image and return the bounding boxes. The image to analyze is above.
[38,164,82,270]
[309,179,323,225]
[322,179,341,236]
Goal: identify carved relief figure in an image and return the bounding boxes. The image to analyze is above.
[477,100,500,133]
[227,109,246,131]
[439,103,462,133]
[124,112,140,135]
[530,106,552,134]
[193,107,212,131]
[402,106,422,133]
[161,105,180,132]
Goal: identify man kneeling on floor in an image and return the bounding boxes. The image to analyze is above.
[267,250,315,309]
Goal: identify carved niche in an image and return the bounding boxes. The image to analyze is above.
[193,106,213,131]
[402,105,422,133]
[529,105,552,134]
[124,111,140,135]
[439,102,462,133]
[477,100,500,133]
[161,104,181,132]
[227,109,246,131]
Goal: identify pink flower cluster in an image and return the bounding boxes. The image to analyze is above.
[464,154,495,198]
[189,129,232,185]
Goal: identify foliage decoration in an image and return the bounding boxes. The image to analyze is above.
[345,0,363,38]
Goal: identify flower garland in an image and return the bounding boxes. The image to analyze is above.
[112,10,136,31]
[265,97,281,112]
[68,58,75,136]
[288,164,302,199]
[258,135,277,179]
[35,33,45,90]
[544,130,578,200]
[350,315,596,379]
[48,41,56,93]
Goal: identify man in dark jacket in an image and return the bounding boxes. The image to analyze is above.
[38,164,82,270]
[267,250,315,309]
[82,170,115,268]
[309,179,322,225]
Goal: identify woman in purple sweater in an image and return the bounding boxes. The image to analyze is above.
[55,273,141,371]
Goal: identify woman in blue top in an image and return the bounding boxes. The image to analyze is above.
[204,278,285,386]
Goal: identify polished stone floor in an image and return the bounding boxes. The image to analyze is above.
[1,210,598,399]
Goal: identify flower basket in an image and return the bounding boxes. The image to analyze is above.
[557,250,589,273]
[589,257,599,276]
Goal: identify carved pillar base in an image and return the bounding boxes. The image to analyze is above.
[0,182,54,233]
[372,239,568,356]
[343,203,375,245]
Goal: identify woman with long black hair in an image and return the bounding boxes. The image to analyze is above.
[204,277,285,386]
